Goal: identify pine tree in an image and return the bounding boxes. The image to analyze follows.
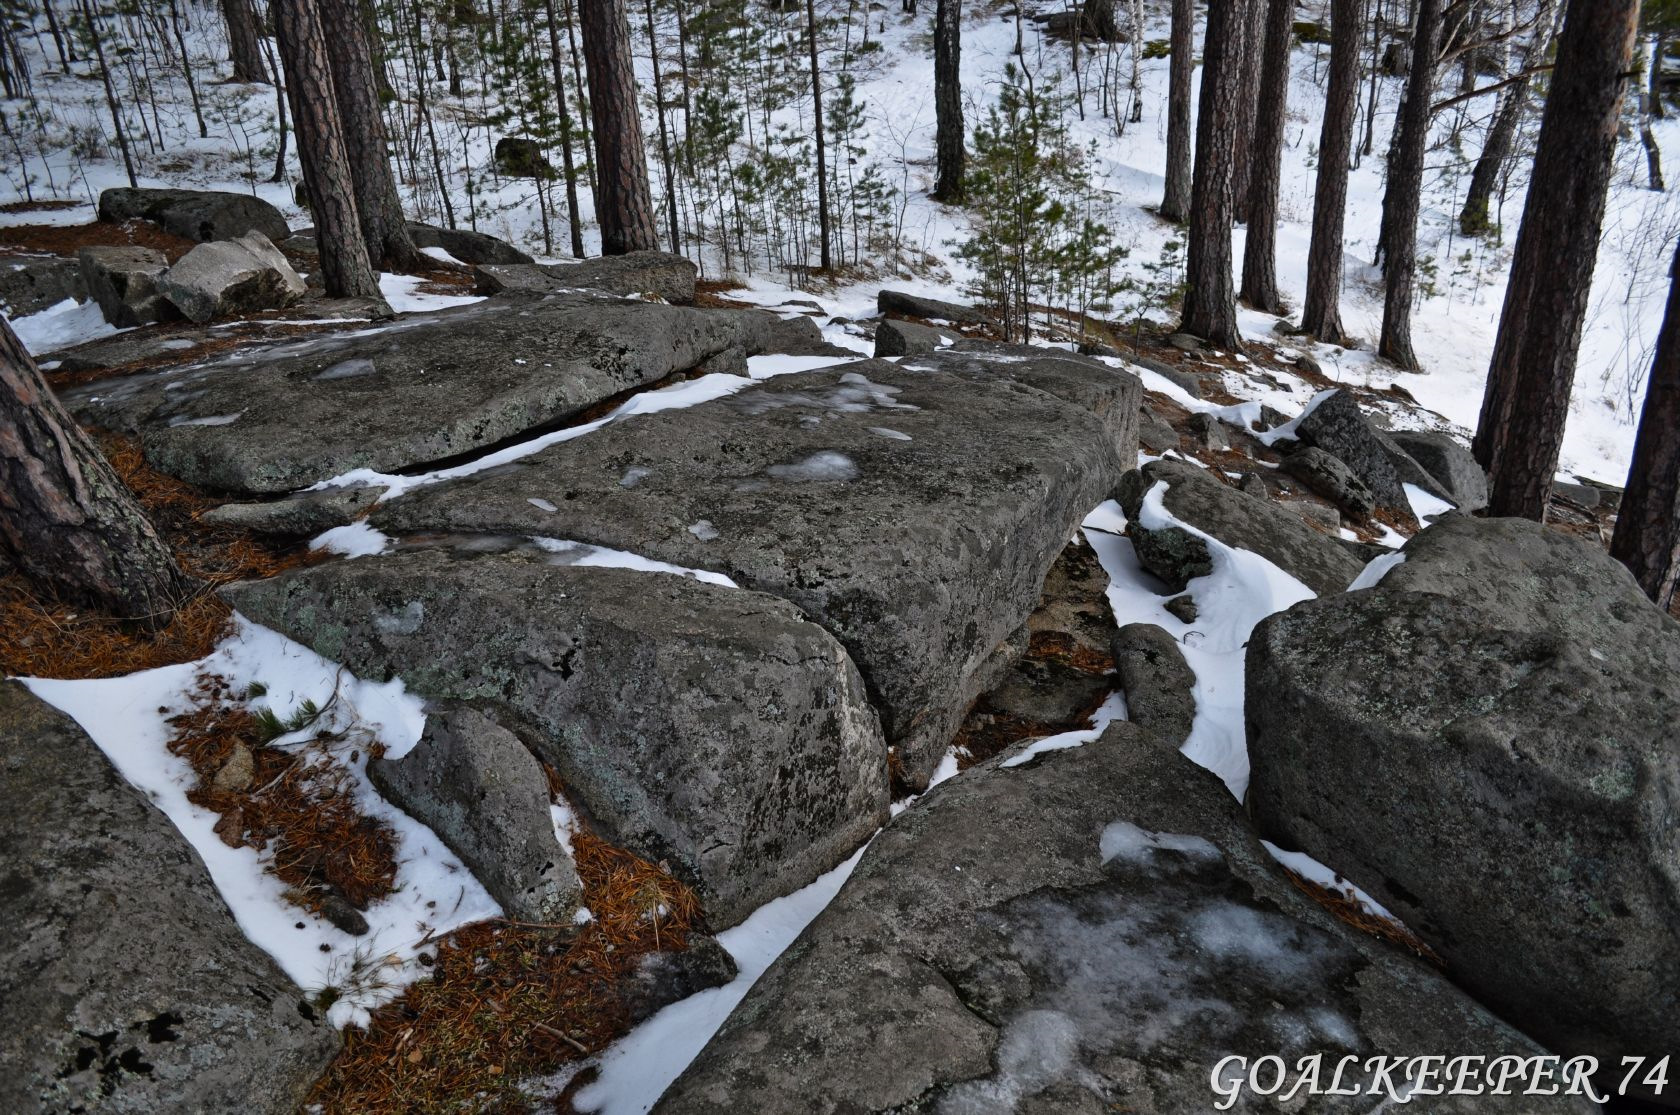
[579,0,659,254]
[1375,0,1443,371]
[0,317,196,624]
[1179,0,1249,349]
[1158,0,1192,222]
[932,0,963,201]
[1473,0,1640,519]
[1612,241,1680,610]
[1238,0,1292,313]
[1300,0,1362,342]
[274,0,385,300]
[222,0,268,82]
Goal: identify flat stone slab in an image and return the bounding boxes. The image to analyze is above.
[65,295,799,493]
[657,722,1580,1114]
[98,186,290,245]
[0,254,87,316]
[224,548,888,927]
[0,681,339,1114]
[877,288,995,325]
[475,251,697,304]
[374,348,1141,784]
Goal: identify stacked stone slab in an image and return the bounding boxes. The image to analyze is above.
[373,348,1142,785]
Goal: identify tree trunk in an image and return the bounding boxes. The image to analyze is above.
[274,0,385,300]
[544,0,587,258]
[933,0,963,201]
[805,0,832,272]
[580,0,659,255]
[1299,0,1362,342]
[1229,0,1267,222]
[1375,0,1442,372]
[1653,31,1667,120]
[222,0,269,82]
[319,0,427,273]
[1457,74,1528,235]
[0,318,196,624]
[1239,0,1293,313]
[1612,241,1680,610]
[1159,0,1194,221]
[1180,0,1249,349]
[1472,0,1639,520]
[1081,0,1121,41]
[642,0,681,254]
[80,0,137,188]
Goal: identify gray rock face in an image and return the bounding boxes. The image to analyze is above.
[78,245,176,327]
[43,330,208,373]
[1387,429,1488,512]
[1184,410,1228,450]
[1110,622,1195,743]
[1136,404,1179,453]
[373,350,1141,785]
[872,317,950,357]
[1280,444,1375,519]
[1292,390,1438,513]
[223,548,888,928]
[160,232,306,323]
[1117,458,1364,597]
[877,288,994,325]
[370,704,581,923]
[1246,514,1680,1079]
[201,487,380,536]
[406,221,533,264]
[67,295,792,493]
[98,187,291,244]
[0,254,87,316]
[620,937,739,1026]
[474,252,697,304]
[657,722,1581,1115]
[0,682,339,1115]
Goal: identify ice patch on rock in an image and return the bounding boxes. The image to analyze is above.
[766,451,859,483]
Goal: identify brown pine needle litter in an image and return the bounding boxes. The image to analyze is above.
[0,433,322,680]
[1282,868,1442,967]
[167,675,399,920]
[308,828,703,1115]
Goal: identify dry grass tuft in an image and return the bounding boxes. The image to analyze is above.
[308,826,703,1114]
[168,675,399,917]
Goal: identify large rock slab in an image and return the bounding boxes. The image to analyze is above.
[67,295,799,494]
[0,681,339,1114]
[657,722,1583,1114]
[369,704,582,923]
[872,317,951,357]
[224,548,888,927]
[475,251,697,304]
[1246,514,1680,1085]
[0,254,87,316]
[406,221,534,264]
[160,232,306,323]
[79,245,175,327]
[1290,390,1445,513]
[374,349,1141,784]
[1117,458,1365,597]
[98,186,290,244]
[877,287,994,325]
[1388,428,1489,511]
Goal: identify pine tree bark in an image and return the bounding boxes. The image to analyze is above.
[274,0,385,300]
[580,0,660,255]
[1239,0,1293,313]
[1180,0,1250,349]
[932,0,964,201]
[1457,74,1528,235]
[1229,0,1267,223]
[318,0,427,273]
[1159,0,1194,222]
[1375,0,1442,372]
[0,317,196,624]
[1612,241,1680,611]
[1473,0,1639,519]
[222,0,269,83]
[1299,0,1362,342]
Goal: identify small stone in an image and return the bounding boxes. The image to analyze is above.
[212,742,255,794]
[319,894,369,936]
[1183,412,1228,451]
[1165,332,1203,352]
[1163,595,1199,623]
